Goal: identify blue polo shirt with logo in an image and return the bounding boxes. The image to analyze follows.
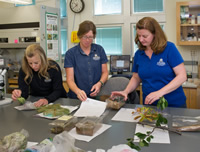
[132,41,186,107]
[64,43,108,99]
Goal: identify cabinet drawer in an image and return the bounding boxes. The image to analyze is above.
[8,79,18,84]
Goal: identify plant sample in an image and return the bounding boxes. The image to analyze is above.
[36,104,70,117]
[17,97,26,105]
[127,96,180,151]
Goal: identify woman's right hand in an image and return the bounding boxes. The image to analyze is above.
[12,89,22,101]
[110,91,128,101]
[76,90,87,101]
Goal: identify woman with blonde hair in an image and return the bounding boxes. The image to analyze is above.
[12,44,67,107]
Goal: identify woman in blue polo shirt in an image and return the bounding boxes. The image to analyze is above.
[111,17,187,108]
[64,20,109,101]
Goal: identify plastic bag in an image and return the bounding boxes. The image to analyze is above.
[24,138,54,152]
[0,129,29,152]
[172,115,200,132]
[107,144,138,152]
[52,131,85,152]
[25,131,85,152]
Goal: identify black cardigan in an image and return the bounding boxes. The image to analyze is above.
[18,61,67,103]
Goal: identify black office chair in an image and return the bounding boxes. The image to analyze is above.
[97,77,139,104]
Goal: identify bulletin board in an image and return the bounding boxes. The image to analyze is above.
[45,12,59,62]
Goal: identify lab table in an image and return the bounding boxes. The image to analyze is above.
[0,97,200,152]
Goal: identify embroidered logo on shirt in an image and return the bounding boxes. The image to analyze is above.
[44,78,52,82]
[93,54,100,60]
[157,58,166,66]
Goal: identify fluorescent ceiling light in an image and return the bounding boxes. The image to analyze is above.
[0,0,32,4]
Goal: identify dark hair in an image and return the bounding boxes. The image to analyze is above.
[77,20,96,38]
[135,17,167,54]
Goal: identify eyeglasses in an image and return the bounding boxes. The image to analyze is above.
[82,36,94,40]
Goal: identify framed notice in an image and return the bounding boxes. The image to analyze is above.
[45,13,59,61]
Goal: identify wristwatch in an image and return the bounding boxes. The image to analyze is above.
[99,80,104,87]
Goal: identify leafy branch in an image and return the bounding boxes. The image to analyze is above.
[127,96,180,151]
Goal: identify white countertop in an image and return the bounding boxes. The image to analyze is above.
[182,81,198,88]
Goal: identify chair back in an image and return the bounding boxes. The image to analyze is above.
[97,77,139,104]
[98,77,129,96]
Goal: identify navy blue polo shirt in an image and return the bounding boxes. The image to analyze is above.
[64,43,108,99]
[132,41,186,107]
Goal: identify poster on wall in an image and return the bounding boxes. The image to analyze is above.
[45,13,59,61]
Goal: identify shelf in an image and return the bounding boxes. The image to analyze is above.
[0,42,40,49]
[178,41,200,45]
[181,24,200,26]
[9,85,18,89]
[176,1,200,46]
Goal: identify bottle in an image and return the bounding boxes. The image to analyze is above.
[191,15,196,24]
[187,14,192,24]
[197,14,200,24]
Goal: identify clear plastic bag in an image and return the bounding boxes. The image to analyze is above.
[52,131,84,152]
[25,131,85,152]
[172,115,200,132]
[0,129,29,152]
[24,138,54,152]
[107,144,138,152]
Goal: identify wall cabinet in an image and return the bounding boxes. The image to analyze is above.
[176,1,200,45]
[183,87,200,109]
[7,78,18,94]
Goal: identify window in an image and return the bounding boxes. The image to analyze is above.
[61,29,68,55]
[15,0,35,7]
[96,27,122,55]
[94,0,121,15]
[133,0,163,13]
[60,0,67,17]
[59,0,68,56]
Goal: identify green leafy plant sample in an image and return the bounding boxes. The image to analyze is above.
[17,97,26,105]
[36,104,70,117]
[127,96,168,151]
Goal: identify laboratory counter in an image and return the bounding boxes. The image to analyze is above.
[0,97,200,152]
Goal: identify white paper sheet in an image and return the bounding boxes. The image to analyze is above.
[111,108,139,122]
[68,124,111,142]
[14,101,36,111]
[73,98,107,117]
[134,124,170,144]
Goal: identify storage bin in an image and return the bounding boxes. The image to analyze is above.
[105,96,125,110]
[49,116,78,134]
[75,116,102,136]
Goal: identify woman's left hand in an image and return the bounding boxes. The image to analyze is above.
[144,91,163,105]
[90,82,101,97]
[34,98,49,107]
